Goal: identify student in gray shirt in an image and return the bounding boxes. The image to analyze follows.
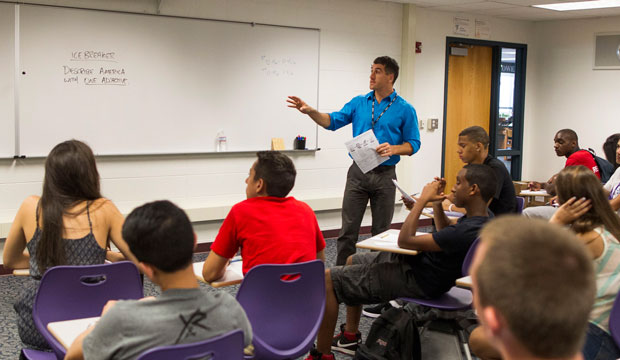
[65,200,252,360]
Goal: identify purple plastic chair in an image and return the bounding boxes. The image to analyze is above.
[608,293,620,347]
[516,196,525,214]
[236,260,325,360]
[399,237,480,360]
[27,262,143,360]
[135,329,244,360]
[20,349,56,360]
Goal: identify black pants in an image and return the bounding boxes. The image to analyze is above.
[336,162,396,265]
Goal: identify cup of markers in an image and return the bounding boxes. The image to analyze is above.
[294,135,306,150]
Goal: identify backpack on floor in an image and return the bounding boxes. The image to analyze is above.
[353,306,421,360]
[587,148,614,184]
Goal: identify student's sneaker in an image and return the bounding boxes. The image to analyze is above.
[331,323,362,355]
[362,300,402,318]
[305,347,335,360]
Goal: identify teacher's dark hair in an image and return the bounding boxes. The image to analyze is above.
[254,151,296,197]
[37,140,102,273]
[123,200,194,272]
[374,56,399,84]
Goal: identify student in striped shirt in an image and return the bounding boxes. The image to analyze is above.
[470,165,620,360]
[550,165,620,359]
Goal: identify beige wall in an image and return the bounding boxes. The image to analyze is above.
[1,0,618,259]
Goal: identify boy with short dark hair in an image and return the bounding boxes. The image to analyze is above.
[202,151,325,282]
[454,126,517,215]
[306,164,497,360]
[65,200,252,360]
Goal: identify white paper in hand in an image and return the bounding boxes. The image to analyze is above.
[345,130,389,173]
[392,179,415,203]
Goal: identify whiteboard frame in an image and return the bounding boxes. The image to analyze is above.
[13,4,20,157]
[3,1,321,158]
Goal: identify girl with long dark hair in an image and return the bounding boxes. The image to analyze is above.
[3,140,136,351]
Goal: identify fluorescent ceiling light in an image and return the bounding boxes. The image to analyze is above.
[533,0,620,11]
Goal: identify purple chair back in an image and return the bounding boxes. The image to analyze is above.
[516,196,525,214]
[609,293,620,347]
[236,260,325,360]
[461,237,481,276]
[32,262,143,358]
[135,329,244,360]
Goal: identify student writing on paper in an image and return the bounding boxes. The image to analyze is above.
[434,126,517,216]
[65,201,252,360]
[470,166,620,360]
[304,164,495,360]
[202,151,325,282]
[288,56,420,266]
[469,217,595,360]
[2,140,136,351]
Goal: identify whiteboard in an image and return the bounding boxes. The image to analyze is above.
[17,5,319,156]
[0,3,15,158]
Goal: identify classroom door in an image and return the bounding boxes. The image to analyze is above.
[442,44,493,191]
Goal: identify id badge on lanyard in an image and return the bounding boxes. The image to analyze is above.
[371,95,396,130]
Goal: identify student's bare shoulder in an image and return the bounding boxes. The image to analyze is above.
[88,198,122,221]
[90,198,119,211]
[18,195,40,215]
[13,195,40,224]
[22,195,40,207]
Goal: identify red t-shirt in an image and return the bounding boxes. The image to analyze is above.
[565,150,601,179]
[210,196,326,274]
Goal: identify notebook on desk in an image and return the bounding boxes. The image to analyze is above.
[47,316,100,350]
[356,229,425,255]
[193,258,244,287]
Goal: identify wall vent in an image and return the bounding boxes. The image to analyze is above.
[594,33,620,70]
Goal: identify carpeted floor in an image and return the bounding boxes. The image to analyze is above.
[0,230,464,360]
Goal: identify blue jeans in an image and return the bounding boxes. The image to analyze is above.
[583,322,620,360]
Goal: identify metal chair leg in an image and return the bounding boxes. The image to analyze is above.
[457,329,473,360]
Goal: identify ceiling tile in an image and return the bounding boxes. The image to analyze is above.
[378,0,620,20]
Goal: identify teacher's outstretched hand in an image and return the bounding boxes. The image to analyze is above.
[287,96,313,114]
[287,95,331,128]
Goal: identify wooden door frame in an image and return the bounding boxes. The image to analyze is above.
[441,37,528,180]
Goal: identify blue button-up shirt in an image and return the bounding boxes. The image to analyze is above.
[327,91,420,166]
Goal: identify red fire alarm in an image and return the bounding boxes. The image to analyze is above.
[415,41,422,53]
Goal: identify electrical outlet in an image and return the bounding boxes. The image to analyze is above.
[428,118,439,131]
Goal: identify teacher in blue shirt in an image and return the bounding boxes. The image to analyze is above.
[288,56,420,265]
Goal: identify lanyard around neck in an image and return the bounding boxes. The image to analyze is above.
[371,94,396,129]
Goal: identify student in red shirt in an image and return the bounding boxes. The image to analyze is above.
[525,129,600,219]
[529,129,600,192]
[202,151,326,282]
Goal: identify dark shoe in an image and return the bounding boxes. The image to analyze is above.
[305,347,335,360]
[362,302,392,318]
[331,323,361,355]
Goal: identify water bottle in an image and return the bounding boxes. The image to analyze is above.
[216,130,227,152]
